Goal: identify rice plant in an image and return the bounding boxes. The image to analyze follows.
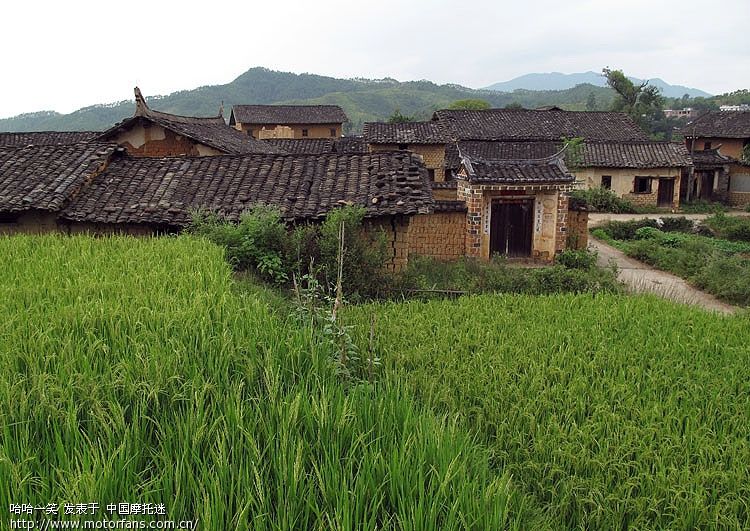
[0,235,545,530]
[346,294,750,530]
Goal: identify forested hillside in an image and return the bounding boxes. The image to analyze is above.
[0,67,616,133]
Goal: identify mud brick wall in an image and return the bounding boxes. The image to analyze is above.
[567,210,589,250]
[407,212,466,260]
[364,216,411,272]
[625,190,658,207]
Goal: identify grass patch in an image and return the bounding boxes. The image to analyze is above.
[345,294,750,530]
[391,254,621,298]
[0,234,547,529]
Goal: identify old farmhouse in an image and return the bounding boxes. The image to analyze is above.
[9,91,721,267]
[682,111,750,207]
[229,105,348,140]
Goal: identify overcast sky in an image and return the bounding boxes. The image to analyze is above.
[1,0,748,119]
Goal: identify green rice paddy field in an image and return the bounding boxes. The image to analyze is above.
[2,235,749,530]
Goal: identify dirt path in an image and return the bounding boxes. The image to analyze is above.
[589,238,738,315]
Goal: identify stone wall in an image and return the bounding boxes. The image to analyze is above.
[407,211,466,260]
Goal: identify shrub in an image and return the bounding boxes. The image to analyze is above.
[191,206,288,284]
[569,187,637,213]
[319,206,389,298]
[703,213,750,242]
[659,216,694,232]
[693,255,750,306]
[191,205,390,296]
[555,249,598,270]
[597,219,659,240]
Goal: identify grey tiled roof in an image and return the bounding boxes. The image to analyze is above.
[447,140,692,170]
[334,136,368,154]
[265,138,335,155]
[683,111,750,138]
[230,105,348,125]
[460,154,574,184]
[363,121,449,144]
[434,108,649,142]
[61,152,433,226]
[0,142,119,213]
[0,131,100,147]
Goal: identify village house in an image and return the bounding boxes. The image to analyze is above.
[229,105,348,140]
[0,139,435,270]
[363,122,449,183]
[98,88,282,157]
[0,142,119,234]
[682,111,750,206]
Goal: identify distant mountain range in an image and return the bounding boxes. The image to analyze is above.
[484,71,712,98]
[0,68,620,133]
[0,67,717,133]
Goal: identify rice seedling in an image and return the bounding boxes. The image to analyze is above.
[346,294,750,530]
[0,234,545,530]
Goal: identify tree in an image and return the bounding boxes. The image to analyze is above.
[504,102,523,110]
[602,67,664,135]
[448,99,491,110]
[586,92,597,111]
[387,109,414,123]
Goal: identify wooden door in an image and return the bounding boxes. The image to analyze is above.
[700,172,714,200]
[490,201,533,257]
[657,178,675,207]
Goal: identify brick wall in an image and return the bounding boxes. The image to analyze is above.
[0,211,60,235]
[728,191,750,207]
[364,216,411,272]
[433,187,458,200]
[555,194,569,254]
[625,190,659,207]
[567,210,589,250]
[407,212,466,260]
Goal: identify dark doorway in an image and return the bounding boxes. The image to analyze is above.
[657,178,675,207]
[490,200,533,257]
[698,171,714,200]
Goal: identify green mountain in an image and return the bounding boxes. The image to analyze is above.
[0,67,618,133]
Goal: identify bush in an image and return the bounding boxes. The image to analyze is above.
[659,216,694,232]
[569,187,637,213]
[318,206,389,298]
[693,255,750,306]
[703,213,750,242]
[190,205,390,297]
[596,219,659,240]
[191,206,288,284]
[555,249,598,270]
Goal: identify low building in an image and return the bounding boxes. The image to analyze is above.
[446,140,690,208]
[363,122,449,182]
[99,88,280,157]
[683,111,750,206]
[0,142,119,233]
[229,105,348,140]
